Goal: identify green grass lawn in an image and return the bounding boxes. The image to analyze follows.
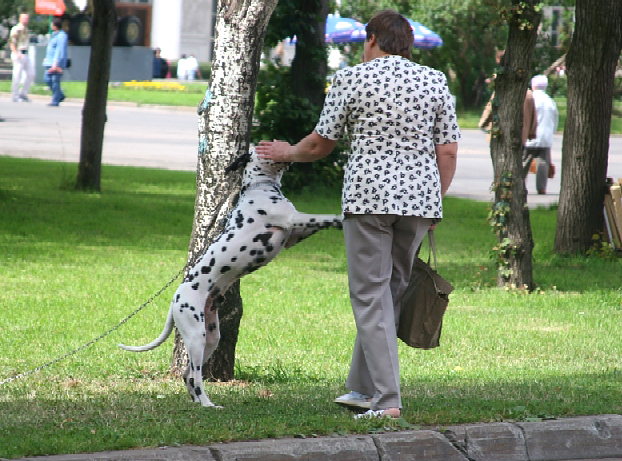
[0,156,620,458]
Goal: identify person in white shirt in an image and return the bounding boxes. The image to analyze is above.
[525,74,559,194]
[176,54,188,80]
[185,54,200,80]
[9,13,35,103]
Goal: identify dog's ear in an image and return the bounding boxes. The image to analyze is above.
[224,152,251,174]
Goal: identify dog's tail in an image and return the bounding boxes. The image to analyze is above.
[118,304,174,352]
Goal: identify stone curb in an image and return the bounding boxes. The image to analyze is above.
[7,414,622,461]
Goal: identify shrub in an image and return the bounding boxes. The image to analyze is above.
[252,63,345,192]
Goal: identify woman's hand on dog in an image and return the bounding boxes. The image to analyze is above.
[256,140,292,162]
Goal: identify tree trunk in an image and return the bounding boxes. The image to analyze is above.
[554,0,622,254]
[76,0,116,192]
[290,0,328,109]
[489,0,541,290]
[171,0,278,381]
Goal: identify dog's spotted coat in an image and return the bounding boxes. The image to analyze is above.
[120,148,342,407]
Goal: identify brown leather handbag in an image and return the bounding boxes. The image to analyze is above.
[397,231,453,349]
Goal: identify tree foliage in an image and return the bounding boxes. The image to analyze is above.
[0,0,79,46]
[1,0,40,47]
[0,0,30,22]
[338,0,508,110]
[338,0,572,111]
[253,0,344,191]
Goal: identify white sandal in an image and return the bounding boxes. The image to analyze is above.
[353,409,400,419]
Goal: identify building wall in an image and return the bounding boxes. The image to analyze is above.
[151,0,216,63]
[31,45,152,83]
[151,0,182,60]
[179,0,216,63]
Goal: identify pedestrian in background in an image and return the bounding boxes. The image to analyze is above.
[43,17,69,107]
[152,47,169,79]
[9,13,34,103]
[478,50,537,146]
[525,74,559,195]
[185,54,201,80]
[256,9,459,420]
[176,54,188,80]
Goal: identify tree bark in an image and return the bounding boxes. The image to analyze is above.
[171,0,278,381]
[76,0,116,192]
[489,0,541,290]
[289,0,328,109]
[554,0,622,254]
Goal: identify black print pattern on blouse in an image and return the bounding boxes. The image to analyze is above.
[315,55,461,218]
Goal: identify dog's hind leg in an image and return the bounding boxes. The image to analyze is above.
[178,298,218,408]
[183,298,221,408]
[183,334,207,405]
[202,301,221,378]
[184,332,221,407]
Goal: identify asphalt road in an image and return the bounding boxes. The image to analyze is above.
[1,94,621,208]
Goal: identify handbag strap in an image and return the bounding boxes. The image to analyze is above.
[426,229,438,270]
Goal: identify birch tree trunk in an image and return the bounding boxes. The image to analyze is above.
[554,0,622,254]
[489,1,541,290]
[76,0,116,192]
[171,0,278,381]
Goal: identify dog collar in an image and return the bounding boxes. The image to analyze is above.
[244,181,282,193]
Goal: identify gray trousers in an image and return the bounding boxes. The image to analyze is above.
[343,214,433,410]
[525,146,552,194]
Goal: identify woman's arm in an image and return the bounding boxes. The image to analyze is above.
[256,131,337,163]
[436,142,458,197]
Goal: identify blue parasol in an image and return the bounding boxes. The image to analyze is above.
[406,18,443,49]
[292,14,443,49]
[325,14,366,43]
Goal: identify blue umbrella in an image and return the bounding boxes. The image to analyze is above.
[325,14,443,49]
[325,14,366,43]
[295,14,443,48]
[406,18,443,49]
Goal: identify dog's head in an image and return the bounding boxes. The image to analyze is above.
[225,146,290,188]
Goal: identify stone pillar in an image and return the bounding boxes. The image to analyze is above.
[151,0,182,60]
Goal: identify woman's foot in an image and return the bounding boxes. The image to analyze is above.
[334,391,372,409]
[353,408,400,419]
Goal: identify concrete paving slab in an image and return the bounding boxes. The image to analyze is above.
[5,415,622,461]
[518,414,622,461]
[371,430,467,460]
[208,435,379,461]
[12,446,216,461]
[464,422,528,461]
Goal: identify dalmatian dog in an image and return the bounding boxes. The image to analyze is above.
[119,147,342,407]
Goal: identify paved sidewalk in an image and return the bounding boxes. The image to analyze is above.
[7,414,622,461]
[2,94,622,210]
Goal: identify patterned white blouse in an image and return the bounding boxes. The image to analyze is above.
[315,55,460,218]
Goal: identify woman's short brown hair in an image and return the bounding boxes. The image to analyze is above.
[365,10,413,59]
